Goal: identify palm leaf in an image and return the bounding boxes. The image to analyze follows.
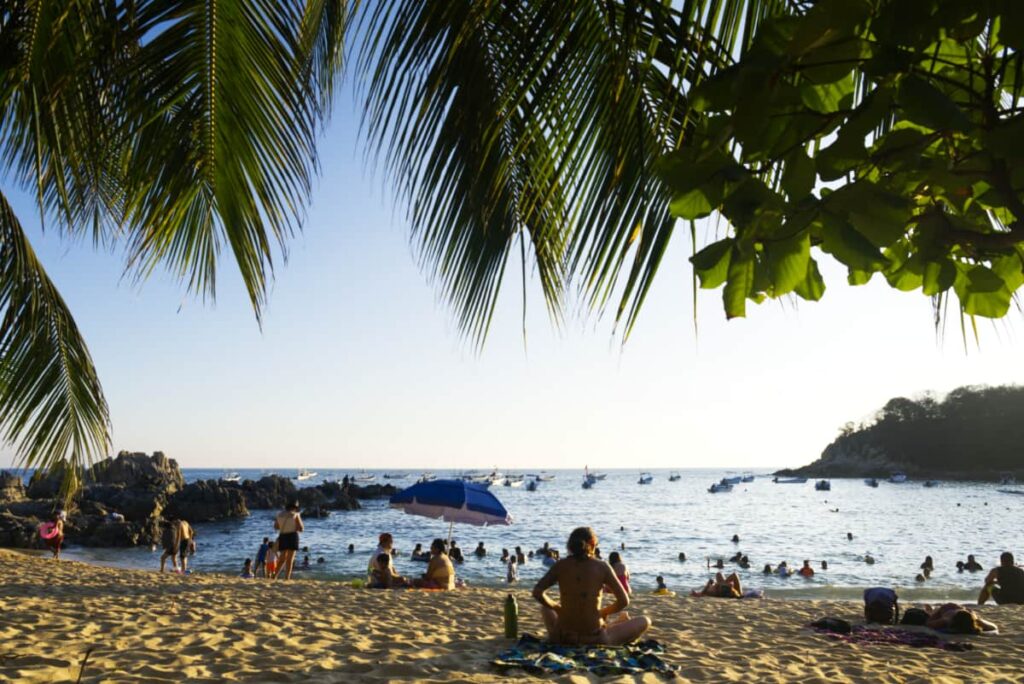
[357,0,795,340]
[0,190,110,502]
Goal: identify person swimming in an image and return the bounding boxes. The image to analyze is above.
[776,561,791,578]
[347,543,354,554]
[762,563,772,575]
[655,575,668,591]
[515,546,526,564]
[507,557,518,584]
[738,555,751,569]
[501,548,510,563]
[474,542,487,558]
[798,560,814,578]
[847,532,854,541]
[532,527,651,646]
[678,552,687,562]
[920,556,934,571]
[965,554,984,572]
[731,534,740,543]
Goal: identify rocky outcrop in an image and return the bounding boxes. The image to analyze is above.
[0,471,25,503]
[87,451,185,493]
[0,511,38,547]
[238,475,297,510]
[165,480,249,522]
[349,483,398,500]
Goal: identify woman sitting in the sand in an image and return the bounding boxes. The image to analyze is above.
[413,539,455,590]
[532,527,651,646]
[922,603,997,634]
[368,553,410,589]
[692,572,742,599]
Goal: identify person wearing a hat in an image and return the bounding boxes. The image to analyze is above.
[45,511,66,560]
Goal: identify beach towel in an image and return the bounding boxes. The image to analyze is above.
[809,623,974,652]
[492,634,678,677]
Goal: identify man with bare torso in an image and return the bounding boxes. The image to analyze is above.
[532,527,651,645]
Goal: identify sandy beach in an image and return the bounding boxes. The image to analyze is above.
[1,549,1022,682]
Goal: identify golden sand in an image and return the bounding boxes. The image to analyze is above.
[1,549,1021,682]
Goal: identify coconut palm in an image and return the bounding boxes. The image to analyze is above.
[0,0,348,493]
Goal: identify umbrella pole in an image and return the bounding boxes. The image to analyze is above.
[446,519,453,548]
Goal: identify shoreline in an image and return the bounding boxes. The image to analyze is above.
[2,549,1022,682]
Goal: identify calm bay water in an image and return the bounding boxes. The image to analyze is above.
[63,468,1024,601]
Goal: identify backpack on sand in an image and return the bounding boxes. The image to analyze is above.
[863,587,899,625]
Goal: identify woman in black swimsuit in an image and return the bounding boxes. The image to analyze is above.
[274,501,304,580]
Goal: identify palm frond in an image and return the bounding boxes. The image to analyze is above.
[0,190,110,501]
[117,0,349,320]
[357,0,795,341]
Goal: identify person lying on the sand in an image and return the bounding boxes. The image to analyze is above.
[532,527,651,646]
[369,553,409,588]
[692,572,742,598]
[413,539,455,589]
[923,603,997,633]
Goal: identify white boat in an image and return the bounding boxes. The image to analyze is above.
[638,473,653,485]
[354,472,376,482]
[418,472,437,483]
[888,472,908,483]
[772,476,807,484]
[220,472,241,483]
[503,478,523,488]
[708,482,733,493]
[295,469,317,481]
[593,473,608,481]
[536,473,556,482]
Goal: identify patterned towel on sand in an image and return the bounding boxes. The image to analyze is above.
[492,634,678,677]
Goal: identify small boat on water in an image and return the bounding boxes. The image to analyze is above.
[864,478,879,487]
[220,472,241,483]
[295,469,317,481]
[888,472,908,483]
[383,473,406,480]
[582,478,594,489]
[772,476,807,484]
[638,473,654,485]
[720,476,742,485]
[668,472,681,482]
[923,480,938,487]
[354,472,376,483]
[708,482,733,493]
[536,473,556,482]
[740,474,755,483]
[998,489,1024,496]
[815,480,831,491]
[503,478,523,488]
[418,472,437,483]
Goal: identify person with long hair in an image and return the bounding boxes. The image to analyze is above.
[532,527,651,645]
[274,501,304,580]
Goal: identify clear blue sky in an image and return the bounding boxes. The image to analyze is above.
[3,87,1023,471]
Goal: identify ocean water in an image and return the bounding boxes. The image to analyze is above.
[60,468,1024,601]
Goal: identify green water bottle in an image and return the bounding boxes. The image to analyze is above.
[504,593,518,639]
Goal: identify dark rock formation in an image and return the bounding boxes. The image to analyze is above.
[26,470,62,499]
[165,480,249,522]
[87,451,185,493]
[239,475,297,510]
[349,483,399,499]
[0,511,37,547]
[302,506,331,519]
[0,471,25,502]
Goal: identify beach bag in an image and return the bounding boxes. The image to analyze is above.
[863,587,899,624]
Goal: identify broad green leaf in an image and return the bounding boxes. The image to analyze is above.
[788,0,872,56]
[781,149,816,199]
[922,258,956,295]
[794,258,826,301]
[827,182,911,248]
[723,247,755,319]
[820,219,888,271]
[766,232,811,295]
[848,268,874,285]
[797,38,871,84]
[885,253,924,291]
[897,75,973,132]
[954,262,1013,317]
[670,187,715,220]
[799,73,855,113]
[690,239,734,290]
[991,254,1024,291]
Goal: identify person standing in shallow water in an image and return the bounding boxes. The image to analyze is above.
[274,501,304,580]
[532,527,651,645]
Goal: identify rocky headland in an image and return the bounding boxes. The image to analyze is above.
[0,452,397,551]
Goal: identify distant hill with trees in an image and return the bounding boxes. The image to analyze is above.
[779,385,1024,480]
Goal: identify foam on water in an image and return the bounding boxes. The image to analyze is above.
[60,468,1021,600]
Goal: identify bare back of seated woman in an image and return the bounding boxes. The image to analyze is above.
[532,527,651,645]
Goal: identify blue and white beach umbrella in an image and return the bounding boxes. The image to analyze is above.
[389,479,512,541]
